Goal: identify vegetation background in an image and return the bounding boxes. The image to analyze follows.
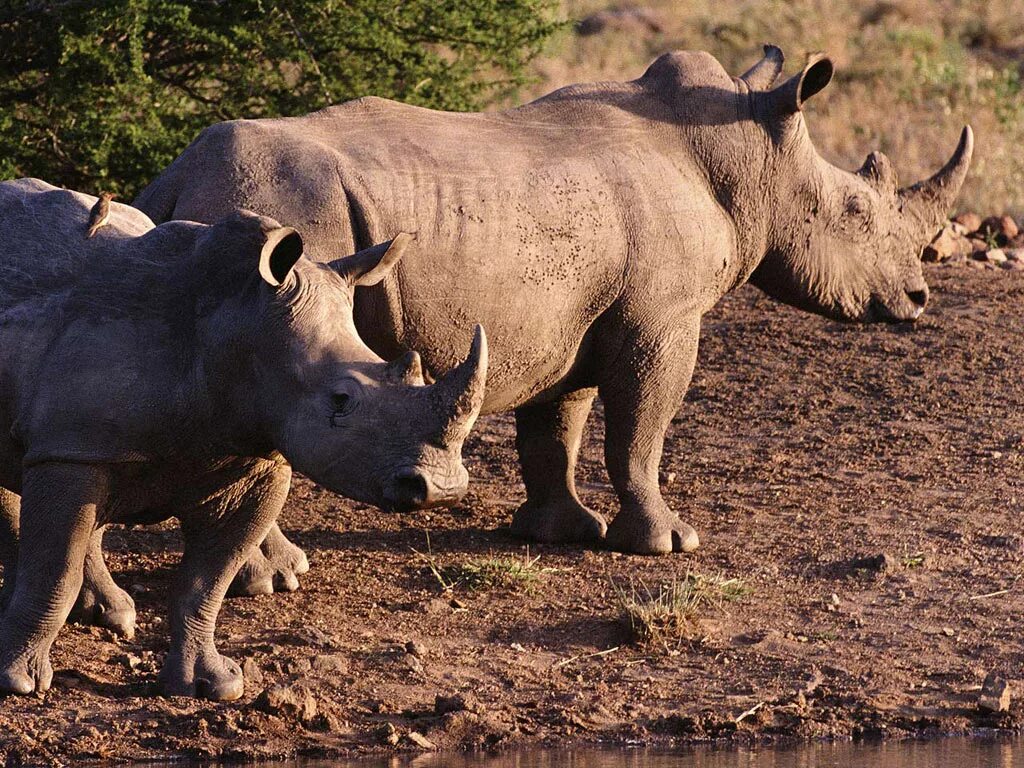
[0,0,1020,215]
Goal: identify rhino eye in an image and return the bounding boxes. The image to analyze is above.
[329,387,360,425]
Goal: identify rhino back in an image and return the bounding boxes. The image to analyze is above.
[141,92,730,411]
[0,180,211,465]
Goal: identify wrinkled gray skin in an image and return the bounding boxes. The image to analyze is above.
[130,45,971,567]
[0,179,487,698]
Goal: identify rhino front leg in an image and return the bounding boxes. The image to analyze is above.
[511,388,608,544]
[160,461,290,701]
[600,318,701,555]
[228,522,308,597]
[0,463,107,694]
[0,488,20,612]
[70,527,136,638]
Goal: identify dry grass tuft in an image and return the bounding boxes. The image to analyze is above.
[614,572,750,648]
[414,539,554,593]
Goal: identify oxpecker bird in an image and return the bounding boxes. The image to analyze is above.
[86,191,115,238]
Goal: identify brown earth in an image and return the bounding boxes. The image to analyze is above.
[2,262,1023,765]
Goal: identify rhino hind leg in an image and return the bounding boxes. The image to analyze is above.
[0,463,107,695]
[69,527,136,638]
[160,461,290,701]
[228,522,309,597]
[511,388,607,545]
[0,487,19,612]
[600,318,701,555]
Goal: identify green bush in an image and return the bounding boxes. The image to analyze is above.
[0,0,561,198]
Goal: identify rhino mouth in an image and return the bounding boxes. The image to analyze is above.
[865,289,928,323]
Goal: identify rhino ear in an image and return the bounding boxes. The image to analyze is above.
[258,226,304,286]
[331,232,414,287]
[741,44,785,91]
[765,53,833,117]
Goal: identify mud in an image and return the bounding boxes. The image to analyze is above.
[1,262,1022,764]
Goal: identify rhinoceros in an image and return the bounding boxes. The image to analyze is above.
[0,179,487,698]
[129,44,971,572]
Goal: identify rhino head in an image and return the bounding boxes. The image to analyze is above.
[740,46,973,322]
[196,213,486,511]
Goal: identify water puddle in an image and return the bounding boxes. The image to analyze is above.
[172,736,1022,767]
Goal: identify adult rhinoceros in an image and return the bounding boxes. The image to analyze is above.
[132,44,972,567]
[0,179,486,698]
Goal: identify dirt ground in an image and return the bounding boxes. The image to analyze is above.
[1,261,1023,765]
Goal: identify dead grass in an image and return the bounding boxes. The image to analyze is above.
[413,538,554,593]
[613,572,750,648]
[516,0,1024,216]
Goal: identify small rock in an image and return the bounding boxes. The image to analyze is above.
[987,248,1007,264]
[285,657,312,675]
[435,692,483,715]
[376,722,400,746]
[403,654,424,674]
[254,683,318,722]
[311,654,349,674]
[242,657,264,686]
[114,653,143,670]
[922,224,971,263]
[406,731,436,749]
[980,215,1020,246]
[979,672,1011,713]
[852,552,897,572]
[953,212,982,233]
[405,640,428,658]
[1005,248,1024,262]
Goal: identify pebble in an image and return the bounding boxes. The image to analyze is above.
[376,722,400,746]
[311,654,349,673]
[406,731,436,749]
[852,552,896,572]
[979,672,1012,713]
[405,640,428,658]
[254,683,318,722]
[403,654,424,674]
[242,657,264,686]
[987,248,1007,264]
[953,212,982,233]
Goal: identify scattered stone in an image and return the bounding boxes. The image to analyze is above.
[953,212,982,233]
[311,654,349,674]
[435,692,483,715]
[979,672,1011,713]
[242,657,264,686]
[406,731,436,749]
[114,653,143,670]
[376,722,400,746]
[577,6,664,36]
[852,552,897,572]
[980,215,1020,246]
[405,640,428,658]
[403,653,424,674]
[986,248,1007,264]
[1005,248,1024,262]
[922,224,971,263]
[254,683,318,722]
[285,657,312,675]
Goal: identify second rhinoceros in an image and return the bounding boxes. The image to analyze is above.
[131,44,971,566]
[0,179,487,698]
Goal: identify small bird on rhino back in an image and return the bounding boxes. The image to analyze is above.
[86,191,115,238]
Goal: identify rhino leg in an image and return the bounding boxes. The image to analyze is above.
[0,487,19,613]
[0,463,107,695]
[228,522,308,597]
[160,461,290,701]
[600,319,701,555]
[511,388,607,544]
[69,527,136,638]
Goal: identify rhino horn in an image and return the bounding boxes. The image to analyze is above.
[432,325,488,436]
[385,350,426,386]
[900,126,974,238]
[741,44,785,91]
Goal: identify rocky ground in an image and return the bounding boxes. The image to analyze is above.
[2,253,1024,765]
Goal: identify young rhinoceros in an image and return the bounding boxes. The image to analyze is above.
[132,44,972,561]
[0,179,487,698]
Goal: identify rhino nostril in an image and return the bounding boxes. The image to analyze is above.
[389,471,429,509]
[906,288,928,308]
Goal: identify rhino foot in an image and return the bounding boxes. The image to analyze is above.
[228,528,309,597]
[605,509,700,555]
[511,498,607,545]
[0,645,53,695]
[160,646,243,701]
[70,581,136,639]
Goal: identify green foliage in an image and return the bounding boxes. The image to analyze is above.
[0,0,562,197]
